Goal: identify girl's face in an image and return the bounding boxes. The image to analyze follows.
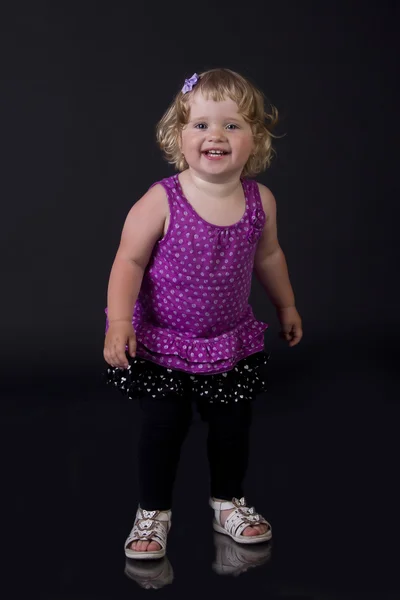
[180,91,255,180]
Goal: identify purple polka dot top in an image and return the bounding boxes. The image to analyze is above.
[105,173,269,374]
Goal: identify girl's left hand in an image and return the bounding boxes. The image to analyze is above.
[276,306,303,347]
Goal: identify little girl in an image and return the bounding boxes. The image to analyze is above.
[103,68,303,560]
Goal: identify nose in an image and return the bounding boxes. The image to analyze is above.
[208,125,226,141]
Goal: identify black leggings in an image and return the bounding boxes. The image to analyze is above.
[137,394,253,510]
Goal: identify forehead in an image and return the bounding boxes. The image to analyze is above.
[188,91,242,119]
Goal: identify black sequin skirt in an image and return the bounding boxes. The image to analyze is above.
[103,351,270,404]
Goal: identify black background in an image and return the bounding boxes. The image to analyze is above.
[1,1,399,598]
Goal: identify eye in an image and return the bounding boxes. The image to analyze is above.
[194,123,207,129]
[226,123,239,130]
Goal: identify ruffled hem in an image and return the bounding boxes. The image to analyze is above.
[133,315,268,374]
[103,351,270,404]
[104,307,269,374]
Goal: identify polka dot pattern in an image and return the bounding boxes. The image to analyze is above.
[105,174,268,375]
[104,350,270,404]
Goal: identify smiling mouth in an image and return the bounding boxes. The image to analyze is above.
[202,150,230,157]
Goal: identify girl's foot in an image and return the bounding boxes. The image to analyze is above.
[210,497,272,544]
[220,507,269,536]
[131,539,162,552]
[125,508,171,559]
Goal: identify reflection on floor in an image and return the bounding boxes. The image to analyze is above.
[125,532,273,589]
[2,339,399,598]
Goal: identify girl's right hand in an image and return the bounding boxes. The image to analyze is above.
[103,320,137,369]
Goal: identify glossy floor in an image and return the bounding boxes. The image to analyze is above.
[2,339,399,598]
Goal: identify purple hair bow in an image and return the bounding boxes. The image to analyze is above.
[182,73,199,94]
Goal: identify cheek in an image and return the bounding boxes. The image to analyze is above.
[183,136,202,155]
[234,135,255,155]
[181,132,196,150]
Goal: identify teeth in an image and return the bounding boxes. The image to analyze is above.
[207,151,223,155]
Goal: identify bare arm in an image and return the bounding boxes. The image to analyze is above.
[253,184,303,346]
[107,183,168,323]
[253,184,296,309]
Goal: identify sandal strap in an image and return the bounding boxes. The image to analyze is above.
[209,498,236,511]
[224,508,254,537]
[209,496,249,512]
[126,521,167,549]
[125,508,171,550]
[211,496,271,535]
[138,507,171,522]
[235,505,271,530]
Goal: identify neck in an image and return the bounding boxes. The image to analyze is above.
[183,168,243,199]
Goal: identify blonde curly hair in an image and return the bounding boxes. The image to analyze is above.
[156,68,279,178]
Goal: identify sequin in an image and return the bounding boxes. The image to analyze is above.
[103,351,270,404]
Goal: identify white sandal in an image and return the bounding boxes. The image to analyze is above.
[124,507,172,560]
[210,497,272,544]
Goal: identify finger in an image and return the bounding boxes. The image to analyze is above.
[103,347,109,364]
[108,350,118,368]
[280,330,292,340]
[104,345,116,367]
[116,345,129,368]
[289,330,303,346]
[110,343,128,369]
[128,336,137,357]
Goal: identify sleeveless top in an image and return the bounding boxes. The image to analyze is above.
[105,173,269,374]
